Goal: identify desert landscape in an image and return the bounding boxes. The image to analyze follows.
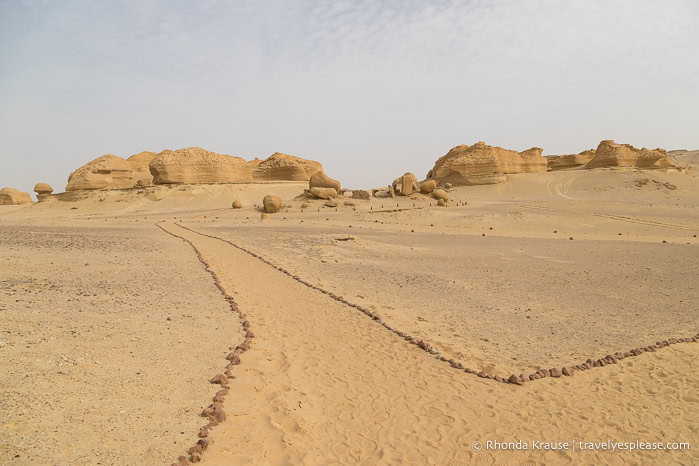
[1,141,697,465]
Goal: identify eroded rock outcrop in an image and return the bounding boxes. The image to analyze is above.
[309,170,341,193]
[127,151,158,186]
[252,153,322,181]
[426,142,546,186]
[546,150,596,171]
[149,147,253,184]
[0,187,33,205]
[66,155,135,191]
[587,140,675,169]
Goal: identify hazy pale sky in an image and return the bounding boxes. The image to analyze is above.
[1,0,698,197]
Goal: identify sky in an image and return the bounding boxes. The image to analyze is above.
[1,0,698,197]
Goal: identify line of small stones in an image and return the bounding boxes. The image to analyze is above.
[174,222,699,388]
[156,224,254,465]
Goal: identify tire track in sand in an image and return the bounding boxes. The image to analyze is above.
[165,222,698,465]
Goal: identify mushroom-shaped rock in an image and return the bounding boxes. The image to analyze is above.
[310,187,337,200]
[34,183,54,195]
[262,195,282,213]
[232,200,243,209]
[252,153,322,181]
[66,154,135,191]
[127,151,158,186]
[149,147,253,184]
[433,189,448,202]
[419,180,436,194]
[0,187,33,205]
[309,170,341,193]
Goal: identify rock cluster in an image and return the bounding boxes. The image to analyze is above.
[252,152,322,181]
[546,150,596,171]
[426,142,546,186]
[586,140,675,169]
[66,154,135,191]
[0,187,33,205]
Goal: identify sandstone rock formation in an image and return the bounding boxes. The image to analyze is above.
[149,147,253,185]
[262,195,282,213]
[0,187,33,205]
[392,173,419,196]
[668,149,699,168]
[232,200,243,209]
[309,170,340,193]
[34,183,54,202]
[324,199,338,208]
[352,190,371,200]
[433,189,448,202]
[587,140,675,169]
[310,187,337,199]
[419,180,436,194]
[546,150,596,171]
[127,151,158,186]
[426,142,546,186]
[66,155,135,191]
[252,153,322,181]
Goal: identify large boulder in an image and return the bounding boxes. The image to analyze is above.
[309,170,341,193]
[426,142,546,186]
[262,195,282,213]
[546,150,596,171]
[252,153,322,181]
[66,155,135,191]
[34,183,53,194]
[149,147,253,184]
[127,151,158,186]
[433,189,448,202]
[392,173,418,195]
[310,187,337,199]
[586,140,675,169]
[0,187,33,205]
[419,179,437,194]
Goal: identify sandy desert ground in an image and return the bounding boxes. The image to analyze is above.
[1,169,698,465]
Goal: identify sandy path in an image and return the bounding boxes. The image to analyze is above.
[163,222,698,465]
